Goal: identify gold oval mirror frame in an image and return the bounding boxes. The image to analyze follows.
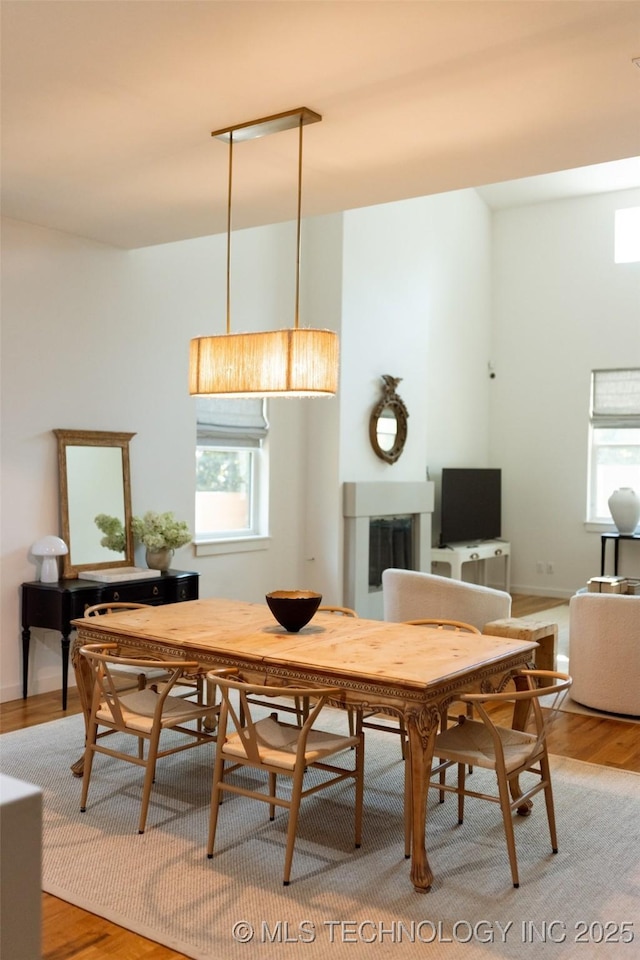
[369,375,409,464]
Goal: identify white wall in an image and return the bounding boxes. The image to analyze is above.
[340,189,493,522]
[3,183,637,701]
[490,188,640,596]
[297,214,344,604]
[335,189,493,608]
[0,217,306,700]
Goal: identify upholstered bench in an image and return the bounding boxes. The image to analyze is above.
[568,592,640,717]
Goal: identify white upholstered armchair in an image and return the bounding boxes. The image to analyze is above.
[569,592,640,717]
[382,568,512,631]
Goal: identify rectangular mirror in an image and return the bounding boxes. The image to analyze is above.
[54,429,135,578]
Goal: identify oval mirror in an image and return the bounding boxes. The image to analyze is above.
[369,376,408,464]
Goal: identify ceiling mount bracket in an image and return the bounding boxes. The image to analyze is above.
[211,107,322,144]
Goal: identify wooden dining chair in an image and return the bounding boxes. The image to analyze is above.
[246,605,359,726]
[318,605,358,617]
[206,670,364,886]
[426,669,573,888]
[319,605,360,734]
[403,618,480,633]
[361,619,479,753]
[79,642,218,834]
[364,618,481,856]
[83,602,205,702]
[84,603,164,689]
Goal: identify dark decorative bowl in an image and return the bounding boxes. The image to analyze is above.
[266,590,322,633]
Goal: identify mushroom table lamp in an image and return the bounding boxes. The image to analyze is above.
[31,536,68,583]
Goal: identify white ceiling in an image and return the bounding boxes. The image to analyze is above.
[2,1,639,250]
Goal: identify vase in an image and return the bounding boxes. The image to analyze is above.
[145,547,174,572]
[607,487,640,535]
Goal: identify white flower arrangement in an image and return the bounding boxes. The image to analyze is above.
[130,511,191,551]
[95,511,191,553]
[95,513,126,553]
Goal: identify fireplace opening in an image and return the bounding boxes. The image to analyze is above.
[368,515,414,590]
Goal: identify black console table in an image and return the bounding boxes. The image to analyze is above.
[600,532,640,576]
[21,569,199,710]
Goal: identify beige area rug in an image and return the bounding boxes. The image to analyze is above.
[1,714,639,960]
[531,605,638,724]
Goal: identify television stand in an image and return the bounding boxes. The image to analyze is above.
[431,539,511,593]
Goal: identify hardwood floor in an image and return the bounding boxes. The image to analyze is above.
[2,595,638,960]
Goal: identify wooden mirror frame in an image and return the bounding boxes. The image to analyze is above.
[54,429,136,579]
[369,375,409,465]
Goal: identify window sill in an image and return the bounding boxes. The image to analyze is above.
[194,536,271,557]
[583,521,619,534]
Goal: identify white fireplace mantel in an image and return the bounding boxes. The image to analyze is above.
[343,481,434,620]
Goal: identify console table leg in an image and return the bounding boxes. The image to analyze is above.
[61,634,71,711]
[21,627,30,699]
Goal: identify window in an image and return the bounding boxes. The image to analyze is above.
[195,398,268,541]
[587,369,640,523]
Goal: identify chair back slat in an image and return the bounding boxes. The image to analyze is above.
[213,672,341,763]
[84,602,149,617]
[404,618,480,633]
[318,605,357,617]
[80,643,200,723]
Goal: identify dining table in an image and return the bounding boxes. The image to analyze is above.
[71,597,538,893]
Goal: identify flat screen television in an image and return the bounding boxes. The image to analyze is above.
[439,468,501,546]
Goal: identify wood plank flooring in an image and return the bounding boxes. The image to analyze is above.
[2,595,638,960]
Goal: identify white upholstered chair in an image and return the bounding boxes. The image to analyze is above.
[382,569,511,631]
[569,592,640,717]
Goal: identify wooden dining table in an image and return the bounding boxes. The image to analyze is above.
[71,597,538,893]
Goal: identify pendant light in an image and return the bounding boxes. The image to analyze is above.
[189,108,339,398]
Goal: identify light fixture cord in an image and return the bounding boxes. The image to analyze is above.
[226,131,233,336]
[294,114,303,330]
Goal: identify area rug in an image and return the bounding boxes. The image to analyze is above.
[534,604,639,723]
[1,715,639,960]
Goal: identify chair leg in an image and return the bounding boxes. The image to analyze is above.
[403,751,412,858]
[138,728,161,834]
[466,702,474,774]
[540,753,559,853]
[283,765,305,885]
[354,734,364,849]
[292,696,311,727]
[499,775,520,888]
[398,718,407,760]
[438,705,449,802]
[268,772,277,821]
[438,763,447,804]
[79,723,97,812]
[207,754,226,857]
[457,763,465,824]
[204,677,218,733]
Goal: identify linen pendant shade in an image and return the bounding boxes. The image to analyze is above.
[189,328,338,398]
[189,108,339,398]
